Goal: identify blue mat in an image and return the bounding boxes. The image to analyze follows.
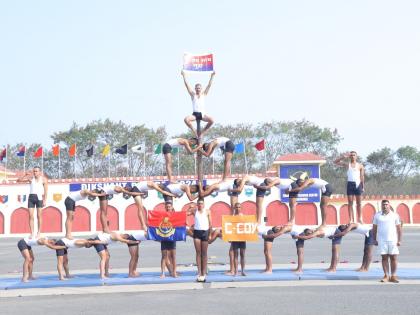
[2,268,420,290]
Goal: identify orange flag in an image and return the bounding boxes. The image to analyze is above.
[69,144,76,157]
[52,144,60,157]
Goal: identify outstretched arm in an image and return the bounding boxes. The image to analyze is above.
[199,142,216,157]
[184,185,198,201]
[204,71,215,95]
[329,223,357,239]
[111,232,139,245]
[151,183,177,197]
[17,172,32,183]
[86,190,108,197]
[334,153,349,167]
[181,70,194,96]
[228,176,247,193]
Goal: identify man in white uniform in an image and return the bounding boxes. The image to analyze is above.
[373,199,402,283]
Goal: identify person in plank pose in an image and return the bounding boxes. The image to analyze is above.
[200,137,234,181]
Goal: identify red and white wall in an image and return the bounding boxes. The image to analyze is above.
[0,175,419,237]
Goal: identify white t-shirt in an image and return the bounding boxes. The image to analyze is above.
[62,238,78,248]
[192,94,206,114]
[215,137,230,148]
[373,211,401,242]
[97,233,114,245]
[310,178,329,192]
[69,191,86,202]
[274,178,293,189]
[352,224,371,237]
[135,181,150,192]
[166,138,183,148]
[321,226,337,238]
[246,176,264,186]
[30,177,44,199]
[218,180,234,192]
[290,225,306,237]
[167,184,184,197]
[131,231,148,241]
[24,237,41,247]
[102,185,117,195]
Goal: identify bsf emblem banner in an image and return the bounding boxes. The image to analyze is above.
[222,215,258,242]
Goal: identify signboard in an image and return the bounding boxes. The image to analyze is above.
[69,179,206,192]
[221,215,258,242]
[279,164,320,203]
[183,53,214,72]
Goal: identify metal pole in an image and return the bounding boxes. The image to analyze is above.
[196,120,203,184]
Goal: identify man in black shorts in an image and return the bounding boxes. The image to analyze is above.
[226,203,247,276]
[160,201,178,278]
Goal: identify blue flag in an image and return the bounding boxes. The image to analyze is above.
[235,143,245,153]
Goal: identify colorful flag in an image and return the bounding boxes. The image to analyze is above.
[183,53,214,72]
[16,146,26,157]
[86,145,94,157]
[34,147,43,158]
[17,194,27,203]
[131,144,145,154]
[53,193,62,202]
[69,144,76,157]
[52,144,60,157]
[147,211,187,241]
[115,144,128,155]
[255,139,265,151]
[0,195,8,204]
[154,144,162,154]
[0,148,6,161]
[102,144,110,157]
[234,143,245,154]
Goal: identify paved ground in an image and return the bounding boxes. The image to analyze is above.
[1,227,419,314]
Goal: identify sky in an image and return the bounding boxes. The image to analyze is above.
[1,0,419,158]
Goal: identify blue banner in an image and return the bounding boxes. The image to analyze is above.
[279,164,320,203]
[147,227,186,242]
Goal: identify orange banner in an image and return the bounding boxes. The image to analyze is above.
[221,215,258,242]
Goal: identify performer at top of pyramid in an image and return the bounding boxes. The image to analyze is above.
[181,69,215,137]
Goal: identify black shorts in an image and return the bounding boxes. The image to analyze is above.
[64,197,76,211]
[365,229,375,246]
[232,241,246,250]
[224,140,235,153]
[256,187,267,198]
[347,181,363,196]
[331,228,343,245]
[295,239,305,248]
[91,236,107,253]
[264,229,276,243]
[161,241,176,250]
[55,240,68,256]
[322,184,333,197]
[127,235,139,247]
[193,230,209,241]
[228,183,239,197]
[192,112,203,121]
[97,189,107,201]
[162,185,174,203]
[162,143,172,155]
[17,239,31,252]
[28,194,43,208]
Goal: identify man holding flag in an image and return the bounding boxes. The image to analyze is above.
[148,200,186,278]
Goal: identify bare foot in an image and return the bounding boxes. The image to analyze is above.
[28,276,37,280]
[292,268,303,274]
[65,235,74,240]
[59,277,68,281]
[171,273,178,278]
[224,271,235,276]
[65,275,74,279]
[261,270,272,274]
[36,233,41,239]
[160,273,165,279]
[356,268,368,272]
[22,278,29,283]
[241,271,246,276]
[325,268,336,273]
[129,273,140,278]
[100,276,109,279]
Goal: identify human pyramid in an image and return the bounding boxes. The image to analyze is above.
[15,70,402,284]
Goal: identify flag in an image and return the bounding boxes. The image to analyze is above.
[52,144,60,157]
[86,145,93,157]
[102,144,110,157]
[69,144,76,157]
[131,144,145,154]
[255,139,265,151]
[154,144,162,154]
[147,210,187,241]
[115,144,128,155]
[16,146,25,157]
[183,53,214,72]
[0,148,6,161]
[34,147,43,158]
[234,143,245,154]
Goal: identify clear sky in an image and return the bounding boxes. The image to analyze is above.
[1,0,419,157]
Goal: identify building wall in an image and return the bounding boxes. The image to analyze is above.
[0,176,419,237]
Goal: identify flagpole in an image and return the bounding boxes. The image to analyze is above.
[108,154,111,178]
[74,154,76,179]
[244,142,248,174]
[177,149,180,176]
[58,146,61,179]
[264,148,267,174]
[143,143,146,176]
[23,148,26,174]
[41,147,44,174]
[212,154,215,175]
[5,145,8,180]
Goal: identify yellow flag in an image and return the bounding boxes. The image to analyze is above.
[102,144,110,157]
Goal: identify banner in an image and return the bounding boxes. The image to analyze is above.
[147,210,186,241]
[222,215,258,242]
[183,53,214,72]
[279,164,320,203]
